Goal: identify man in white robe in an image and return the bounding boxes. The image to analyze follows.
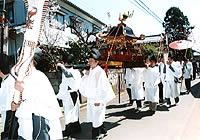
[165,52,182,107]
[124,68,134,105]
[129,68,145,111]
[183,58,193,94]
[79,48,115,139]
[158,54,166,104]
[143,54,160,113]
[12,49,63,140]
[57,54,82,137]
[0,54,18,139]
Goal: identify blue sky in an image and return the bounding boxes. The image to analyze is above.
[68,0,200,37]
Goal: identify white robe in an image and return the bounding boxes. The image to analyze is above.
[183,61,193,79]
[57,67,81,125]
[15,68,63,140]
[143,66,160,103]
[124,68,134,89]
[130,68,145,100]
[165,61,182,98]
[0,75,15,128]
[159,62,169,98]
[79,65,115,128]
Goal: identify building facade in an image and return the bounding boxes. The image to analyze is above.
[0,0,105,63]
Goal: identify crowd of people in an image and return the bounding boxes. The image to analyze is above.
[0,48,115,140]
[0,48,199,140]
[124,52,197,114]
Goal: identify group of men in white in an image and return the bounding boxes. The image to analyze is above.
[0,48,194,140]
[124,52,194,113]
[0,48,115,140]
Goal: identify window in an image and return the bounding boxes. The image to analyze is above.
[0,1,14,23]
[54,12,65,24]
[6,3,14,23]
[92,25,100,33]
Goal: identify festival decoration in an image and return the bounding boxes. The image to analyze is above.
[97,12,145,68]
[11,0,49,104]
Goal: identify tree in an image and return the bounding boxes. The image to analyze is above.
[163,7,193,43]
[38,0,99,72]
[163,7,194,60]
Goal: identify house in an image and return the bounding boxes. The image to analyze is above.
[0,0,105,63]
[0,0,106,100]
[0,0,26,64]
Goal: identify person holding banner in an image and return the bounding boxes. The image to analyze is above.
[79,48,115,139]
[12,48,63,140]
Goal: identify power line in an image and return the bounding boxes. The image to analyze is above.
[128,0,163,24]
[128,0,151,16]
[138,0,163,23]
[133,0,163,23]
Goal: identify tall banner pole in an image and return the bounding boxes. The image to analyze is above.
[12,0,49,104]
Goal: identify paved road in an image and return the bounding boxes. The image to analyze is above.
[1,78,200,140]
[70,78,200,140]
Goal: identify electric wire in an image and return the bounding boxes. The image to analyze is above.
[128,0,163,24]
[138,0,163,23]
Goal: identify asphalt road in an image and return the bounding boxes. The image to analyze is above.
[0,78,199,140]
[70,78,200,140]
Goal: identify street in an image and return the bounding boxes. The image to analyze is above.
[0,78,199,140]
[70,78,200,140]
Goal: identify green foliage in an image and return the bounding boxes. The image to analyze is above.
[38,45,68,72]
[67,41,91,64]
[38,41,93,72]
[163,7,193,43]
[142,44,159,57]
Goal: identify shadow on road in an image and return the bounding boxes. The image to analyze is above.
[69,122,120,140]
[156,105,169,111]
[191,82,200,98]
[106,108,155,120]
[69,122,91,139]
[106,103,130,109]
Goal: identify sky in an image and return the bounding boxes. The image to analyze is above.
[68,0,200,36]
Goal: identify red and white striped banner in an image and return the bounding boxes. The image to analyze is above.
[12,0,49,103]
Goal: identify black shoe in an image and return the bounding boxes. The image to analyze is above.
[70,121,81,133]
[159,99,164,104]
[62,125,71,137]
[100,125,107,135]
[175,97,179,104]
[92,127,100,139]
[166,98,171,107]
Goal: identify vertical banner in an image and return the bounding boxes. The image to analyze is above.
[12,0,49,103]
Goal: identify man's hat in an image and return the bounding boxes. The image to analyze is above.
[33,47,43,63]
[89,48,101,60]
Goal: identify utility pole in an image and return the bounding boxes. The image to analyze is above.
[0,0,6,54]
